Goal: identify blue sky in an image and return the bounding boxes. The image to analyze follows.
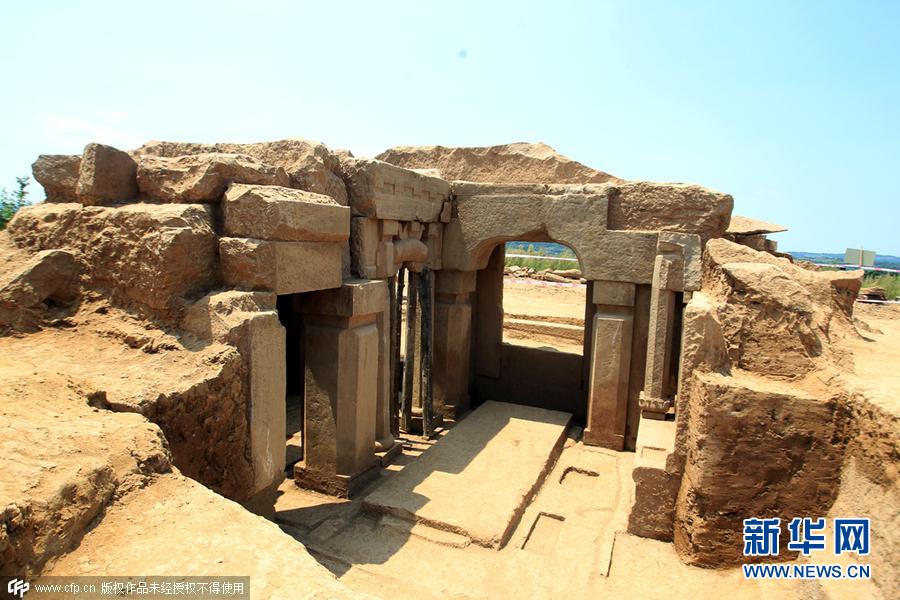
[1,1,898,254]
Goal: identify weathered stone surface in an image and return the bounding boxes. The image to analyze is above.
[223,184,349,241]
[584,309,634,449]
[441,192,607,272]
[702,239,861,379]
[364,401,571,548]
[727,214,787,235]
[592,281,636,306]
[647,239,867,567]
[76,143,138,204]
[183,291,286,495]
[659,231,702,291]
[350,216,379,278]
[297,278,387,318]
[219,237,343,295]
[0,249,79,332]
[31,154,82,202]
[137,153,289,202]
[297,306,379,497]
[673,372,845,567]
[5,203,218,323]
[608,182,733,243]
[434,295,473,417]
[342,158,449,222]
[134,138,349,204]
[377,142,620,184]
[627,418,680,541]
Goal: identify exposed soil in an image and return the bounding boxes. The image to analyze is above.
[502,278,585,353]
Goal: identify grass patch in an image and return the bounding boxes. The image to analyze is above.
[862,273,900,300]
[506,255,577,271]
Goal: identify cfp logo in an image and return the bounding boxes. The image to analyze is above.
[7,578,29,598]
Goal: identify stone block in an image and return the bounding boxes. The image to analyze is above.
[350,216,378,279]
[380,219,401,237]
[374,240,396,279]
[659,232,701,291]
[32,154,81,202]
[434,297,472,417]
[608,181,733,243]
[592,281,636,307]
[219,237,342,295]
[296,316,380,497]
[299,279,388,318]
[673,372,844,567]
[6,202,218,323]
[435,269,477,297]
[342,158,448,222]
[652,253,684,291]
[223,184,349,242]
[584,309,634,449]
[425,222,443,270]
[246,312,287,494]
[134,138,348,204]
[0,249,79,331]
[76,143,138,204]
[137,153,289,202]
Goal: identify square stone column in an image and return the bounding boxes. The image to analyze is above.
[294,279,386,497]
[374,300,398,456]
[434,269,477,418]
[584,281,635,450]
[640,249,682,419]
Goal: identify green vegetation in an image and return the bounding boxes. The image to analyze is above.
[0,177,30,230]
[862,272,900,300]
[505,241,579,271]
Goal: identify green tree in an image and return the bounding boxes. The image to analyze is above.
[0,177,30,229]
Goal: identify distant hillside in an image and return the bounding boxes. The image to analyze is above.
[505,241,575,257]
[790,251,900,270]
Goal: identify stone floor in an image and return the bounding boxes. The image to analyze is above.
[249,401,813,600]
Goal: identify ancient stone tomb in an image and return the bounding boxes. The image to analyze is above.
[7,139,880,576]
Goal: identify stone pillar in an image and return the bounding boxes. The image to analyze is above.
[374,300,398,457]
[473,246,504,379]
[584,281,635,450]
[294,279,386,497]
[640,244,684,419]
[434,269,477,418]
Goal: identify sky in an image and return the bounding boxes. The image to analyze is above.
[1,1,898,254]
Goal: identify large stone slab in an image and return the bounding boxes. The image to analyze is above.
[364,401,571,548]
[342,158,449,222]
[376,142,620,184]
[219,237,343,295]
[223,183,349,242]
[137,153,289,202]
[5,202,219,324]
